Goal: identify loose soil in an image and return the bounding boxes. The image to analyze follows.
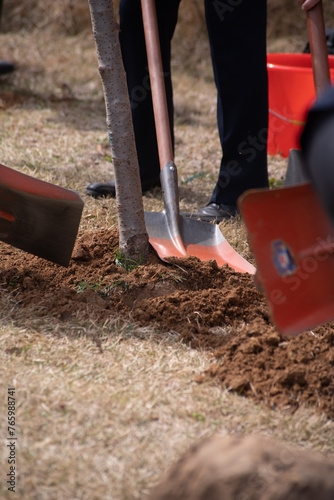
[1,228,333,420]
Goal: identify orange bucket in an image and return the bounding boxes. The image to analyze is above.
[267,53,334,157]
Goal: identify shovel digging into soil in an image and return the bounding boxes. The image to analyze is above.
[0,163,83,267]
[239,2,334,335]
[141,0,255,274]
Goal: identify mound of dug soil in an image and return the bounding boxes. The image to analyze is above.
[1,228,333,418]
[148,434,334,500]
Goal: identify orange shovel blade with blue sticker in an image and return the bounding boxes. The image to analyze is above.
[238,183,334,336]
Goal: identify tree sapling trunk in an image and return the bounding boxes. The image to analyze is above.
[88,0,150,264]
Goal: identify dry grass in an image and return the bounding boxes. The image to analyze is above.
[1,309,333,500]
[1,5,334,499]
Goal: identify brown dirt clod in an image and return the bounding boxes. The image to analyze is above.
[148,434,334,500]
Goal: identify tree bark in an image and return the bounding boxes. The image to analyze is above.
[88,0,149,263]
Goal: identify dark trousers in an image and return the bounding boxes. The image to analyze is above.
[119,0,269,204]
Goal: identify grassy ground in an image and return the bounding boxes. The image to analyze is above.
[1,7,334,500]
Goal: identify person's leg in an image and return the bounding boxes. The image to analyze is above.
[193,0,268,219]
[86,0,181,197]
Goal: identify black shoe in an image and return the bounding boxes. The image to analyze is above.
[182,203,238,223]
[85,177,161,198]
[0,61,15,76]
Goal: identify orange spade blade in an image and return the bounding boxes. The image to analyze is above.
[239,183,334,335]
[0,163,84,267]
[145,211,255,274]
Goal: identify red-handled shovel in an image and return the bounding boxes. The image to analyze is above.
[141,0,255,274]
[239,3,334,335]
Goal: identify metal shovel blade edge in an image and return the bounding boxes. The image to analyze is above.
[239,183,334,335]
[284,149,311,187]
[0,164,84,267]
[145,211,256,274]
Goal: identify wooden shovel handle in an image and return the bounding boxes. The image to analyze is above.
[141,0,174,169]
[307,1,331,98]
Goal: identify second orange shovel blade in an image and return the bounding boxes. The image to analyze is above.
[238,183,334,336]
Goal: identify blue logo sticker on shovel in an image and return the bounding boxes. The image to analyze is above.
[272,240,297,277]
